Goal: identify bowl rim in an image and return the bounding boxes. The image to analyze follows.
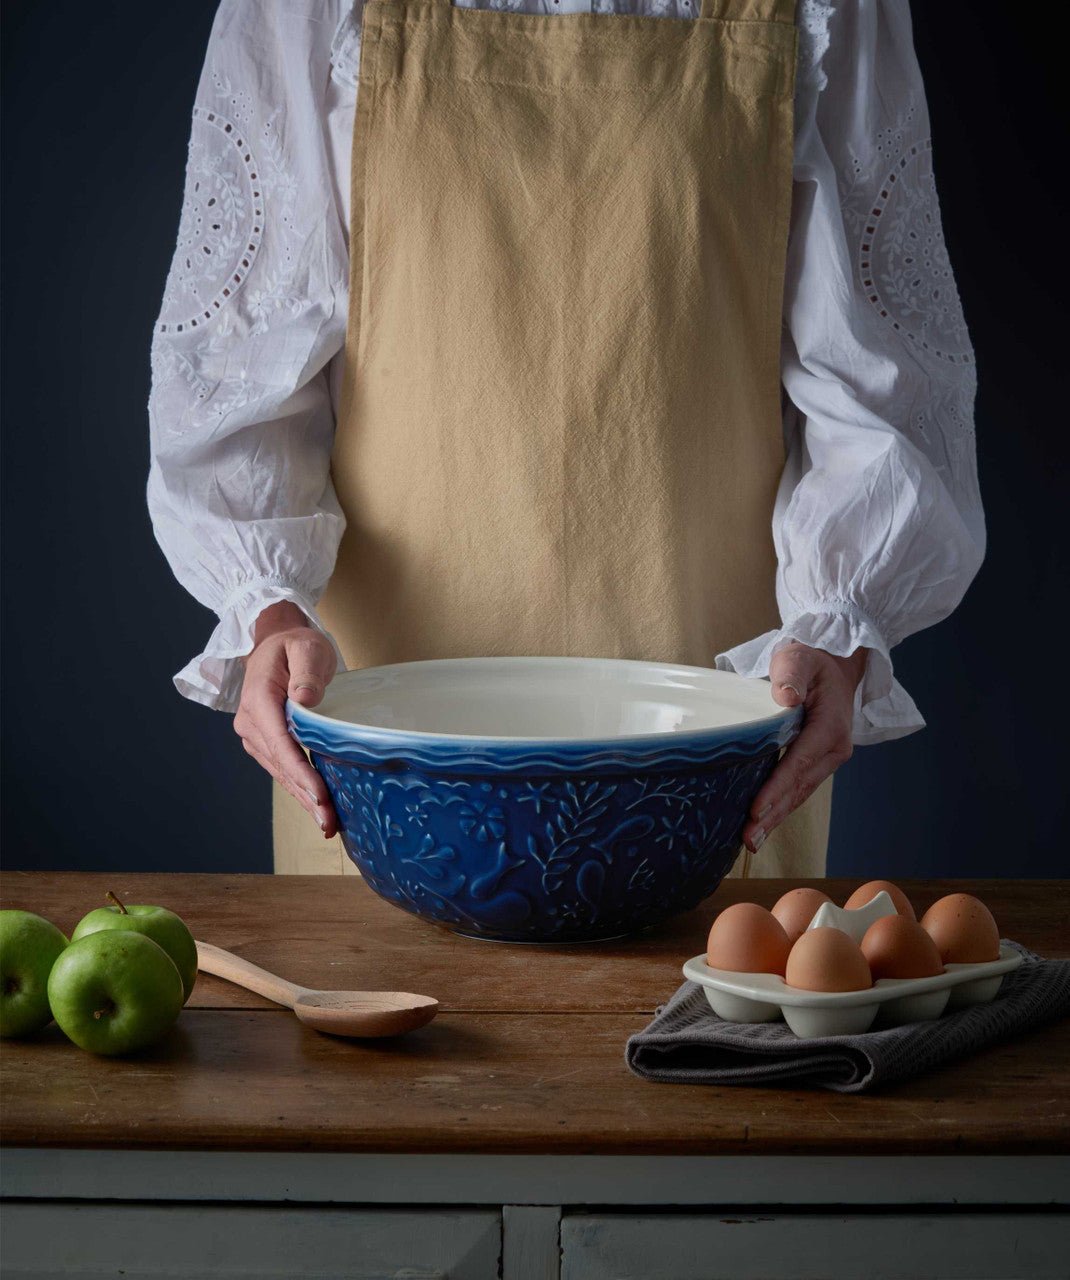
[286,655,799,747]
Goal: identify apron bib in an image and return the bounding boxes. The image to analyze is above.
[273,0,833,880]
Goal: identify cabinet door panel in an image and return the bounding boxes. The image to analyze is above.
[561,1213,1070,1280]
[0,1203,501,1279]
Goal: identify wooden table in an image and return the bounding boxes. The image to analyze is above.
[2,872,1068,1278]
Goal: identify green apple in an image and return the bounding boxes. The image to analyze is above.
[47,930,184,1055]
[1,910,69,1038]
[72,892,197,1002]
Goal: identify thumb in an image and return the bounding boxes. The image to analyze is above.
[284,633,335,708]
[768,643,819,709]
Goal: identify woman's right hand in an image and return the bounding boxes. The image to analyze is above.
[233,601,340,838]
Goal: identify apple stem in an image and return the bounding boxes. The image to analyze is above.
[106,891,129,915]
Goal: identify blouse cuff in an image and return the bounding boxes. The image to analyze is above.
[714,602,924,747]
[172,576,346,714]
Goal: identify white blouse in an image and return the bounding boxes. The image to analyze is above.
[147,0,984,745]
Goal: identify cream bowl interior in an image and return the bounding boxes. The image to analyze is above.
[306,656,787,742]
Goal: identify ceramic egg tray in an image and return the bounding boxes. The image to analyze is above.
[682,943,1022,1039]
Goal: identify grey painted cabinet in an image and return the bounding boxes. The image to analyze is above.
[561,1213,1070,1280]
[7,1201,1070,1280]
[3,1152,1069,1279]
[0,1204,502,1280]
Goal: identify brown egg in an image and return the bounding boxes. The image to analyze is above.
[844,880,916,919]
[860,914,944,980]
[920,894,1000,963]
[706,903,792,976]
[785,927,872,992]
[771,887,831,944]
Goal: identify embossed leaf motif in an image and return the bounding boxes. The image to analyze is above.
[400,834,466,898]
[628,859,656,894]
[411,834,454,876]
[626,777,696,811]
[576,859,606,907]
[521,780,630,898]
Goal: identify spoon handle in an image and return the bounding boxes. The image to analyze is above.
[195,940,308,1010]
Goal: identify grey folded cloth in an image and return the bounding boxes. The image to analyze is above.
[626,941,1070,1093]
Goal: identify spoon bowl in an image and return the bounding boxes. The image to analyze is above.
[293,989,439,1038]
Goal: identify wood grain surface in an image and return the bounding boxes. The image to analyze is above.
[1,872,1068,1154]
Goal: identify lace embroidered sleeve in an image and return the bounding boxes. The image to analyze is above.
[147,0,354,712]
[717,0,985,745]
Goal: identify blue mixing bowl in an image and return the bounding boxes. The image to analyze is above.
[287,657,801,943]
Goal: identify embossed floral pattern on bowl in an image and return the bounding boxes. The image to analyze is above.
[287,657,800,943]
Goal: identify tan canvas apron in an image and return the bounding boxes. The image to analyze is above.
[273,0,833,880]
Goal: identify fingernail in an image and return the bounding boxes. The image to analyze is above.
[295,683,319,693]
[752,826,767,851]
[780,682,804,699]
[757,802,773,821]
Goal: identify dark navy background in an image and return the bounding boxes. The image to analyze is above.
[2,2,1064,876]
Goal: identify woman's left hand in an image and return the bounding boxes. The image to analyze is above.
[741,642,868,854]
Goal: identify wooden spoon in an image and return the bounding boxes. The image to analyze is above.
[195,941,439,1038]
